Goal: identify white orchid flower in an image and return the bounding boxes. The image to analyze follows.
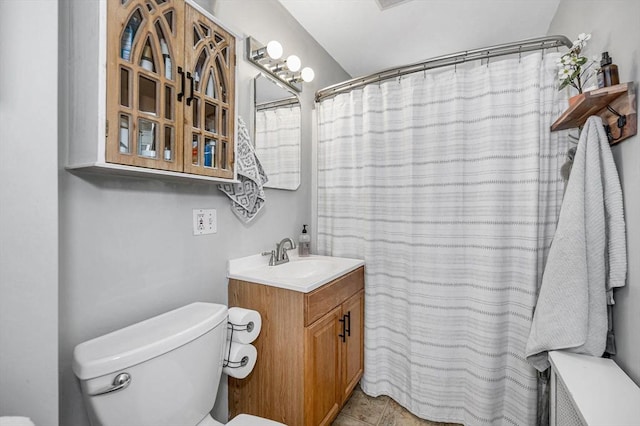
[572,33,591,49]
[578,33,591,42]
[558,33,593,93]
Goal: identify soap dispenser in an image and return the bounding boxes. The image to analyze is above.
[298,224,311,257]
[597,52,619,88]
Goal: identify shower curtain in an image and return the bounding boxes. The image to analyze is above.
[255,105,301,190]
[316,52,568,426]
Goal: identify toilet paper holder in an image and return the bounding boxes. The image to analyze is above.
[228,320,255,333]
[223,320,253,369]
[224,355,250,369]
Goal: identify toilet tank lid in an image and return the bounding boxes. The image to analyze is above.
[72,302,228,380]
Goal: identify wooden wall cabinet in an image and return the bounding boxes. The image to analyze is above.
[63,0,237,182]
[228,267,365,426]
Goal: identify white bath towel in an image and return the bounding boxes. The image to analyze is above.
[218,117,268,223]
[526,116,626,371]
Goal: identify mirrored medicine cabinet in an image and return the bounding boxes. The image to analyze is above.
[253,73,301,190]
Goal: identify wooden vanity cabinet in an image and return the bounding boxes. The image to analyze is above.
[228,267,365,426]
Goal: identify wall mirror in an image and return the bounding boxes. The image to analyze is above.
[253,73,301,190]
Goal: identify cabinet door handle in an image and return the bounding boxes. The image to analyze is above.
[345,311,351,337]
[177,67,185,102]
[338,316,346,343]
[186,72,195,106]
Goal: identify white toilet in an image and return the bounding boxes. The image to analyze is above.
[72,302,283,426]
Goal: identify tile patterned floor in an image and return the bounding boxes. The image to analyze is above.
[332,386,462,426]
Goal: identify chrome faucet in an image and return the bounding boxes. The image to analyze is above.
[276,237,296,264]
[262,237,296,266]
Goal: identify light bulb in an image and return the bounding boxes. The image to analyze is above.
[266,40,283,60]
[301,67,315,82]
[286,55,301,72]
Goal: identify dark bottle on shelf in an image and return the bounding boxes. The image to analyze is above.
[597,52,620,88]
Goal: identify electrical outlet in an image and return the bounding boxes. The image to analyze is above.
[193,209,217,235]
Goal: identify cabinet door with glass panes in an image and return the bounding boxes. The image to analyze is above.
[182,4,235,179]
[105,0,235,177]
[106,0,183,171]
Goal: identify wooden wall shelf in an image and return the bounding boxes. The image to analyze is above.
[551,82,637,145]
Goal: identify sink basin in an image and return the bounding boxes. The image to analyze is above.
[227,253,364,293]
[268,258,335,280]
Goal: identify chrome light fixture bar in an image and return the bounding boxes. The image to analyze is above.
[246,37,315,93]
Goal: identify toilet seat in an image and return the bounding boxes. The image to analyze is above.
[198,414,285,426]
[227,414,286,425]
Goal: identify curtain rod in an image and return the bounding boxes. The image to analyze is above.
[315,35,572,102]
[256,96,300,112]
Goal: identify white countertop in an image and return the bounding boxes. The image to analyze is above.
[227,253,364,293]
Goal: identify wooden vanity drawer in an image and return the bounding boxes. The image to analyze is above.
[304,266,364,326]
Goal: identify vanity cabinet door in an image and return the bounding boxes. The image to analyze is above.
[304,306,342,426]
[182,4,236,179]
[106,0,184,171]
[341,290,364,404]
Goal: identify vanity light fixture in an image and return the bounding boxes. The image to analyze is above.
[251,40,283,61]
[286,55,301,72]
[272,55,301,75]
[290,67,315,84]
[246,36,315,93]
[301,67,315,82]
[266,40,283,60]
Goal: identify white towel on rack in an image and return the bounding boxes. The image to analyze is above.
[218,117,268,223]
[525,116,626,371]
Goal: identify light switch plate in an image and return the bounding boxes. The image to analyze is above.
[193,209,217,235]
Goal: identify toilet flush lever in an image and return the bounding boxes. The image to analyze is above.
[90,372,131,396]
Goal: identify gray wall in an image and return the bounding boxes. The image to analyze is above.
[0,1,60,425]
[8,2,635,425]
[548,0,640,384]
[58,1,349,425]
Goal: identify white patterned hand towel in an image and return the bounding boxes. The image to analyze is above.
[525,116,626,371]
[218,117,268,223]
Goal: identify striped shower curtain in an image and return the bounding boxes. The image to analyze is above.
[316,52,568,426]
[255,105,301,190]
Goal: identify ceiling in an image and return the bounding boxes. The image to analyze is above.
[278,0,561,78]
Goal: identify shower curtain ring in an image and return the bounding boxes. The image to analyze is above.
[518,46,522,63]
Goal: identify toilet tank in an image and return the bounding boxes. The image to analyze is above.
[73,302,228,426]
